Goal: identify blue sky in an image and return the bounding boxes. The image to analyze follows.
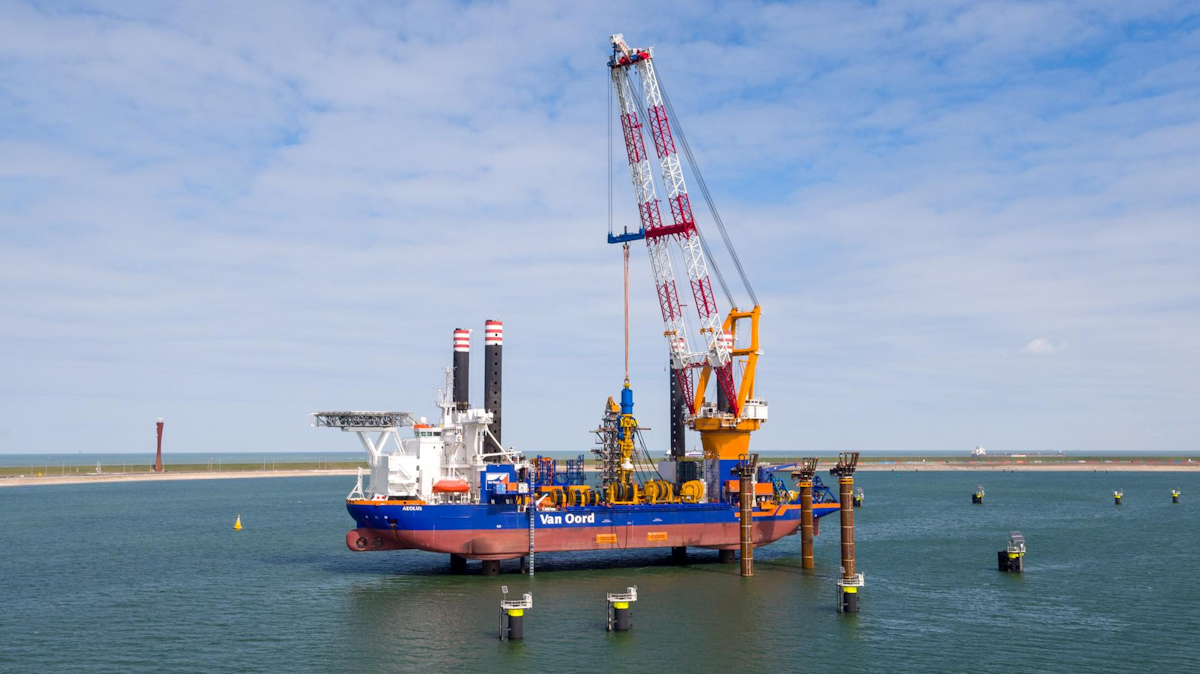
[1,0,1198,455]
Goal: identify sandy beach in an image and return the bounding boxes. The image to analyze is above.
[0,469,359,488]
[855,462,1200,472]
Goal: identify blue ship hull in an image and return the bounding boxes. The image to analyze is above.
[345,499,840,560]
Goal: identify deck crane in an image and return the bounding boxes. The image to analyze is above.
[607,34,767,501]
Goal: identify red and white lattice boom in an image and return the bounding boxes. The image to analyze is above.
[609,33,739,416]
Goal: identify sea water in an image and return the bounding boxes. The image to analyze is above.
[1,470,1197,672]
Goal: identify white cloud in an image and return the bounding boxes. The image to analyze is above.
[1021,338,1066,355]
[1,1,1198,453]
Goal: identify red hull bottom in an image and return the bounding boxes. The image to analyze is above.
[346,518,803,561]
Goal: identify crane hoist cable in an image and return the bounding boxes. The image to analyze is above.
[624,242,630,382]
[612,77,633,385]
[607,72,614,238]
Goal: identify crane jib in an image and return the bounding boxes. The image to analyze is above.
[608,34,744,419]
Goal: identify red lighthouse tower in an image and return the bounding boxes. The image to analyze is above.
[154,418,164,473]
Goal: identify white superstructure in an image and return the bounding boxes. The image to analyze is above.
[312,368,524,502]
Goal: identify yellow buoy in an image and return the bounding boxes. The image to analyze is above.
[234,515,243,531]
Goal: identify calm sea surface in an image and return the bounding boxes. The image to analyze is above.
[2,471,1197,673]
